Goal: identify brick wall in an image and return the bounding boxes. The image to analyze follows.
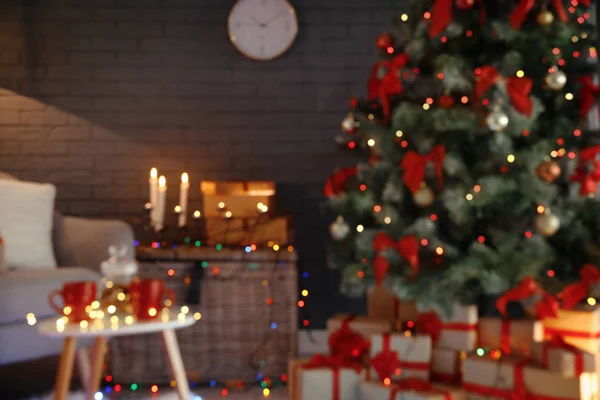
[0,0,402,328]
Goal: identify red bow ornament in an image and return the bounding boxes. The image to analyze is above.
[510,0,568,29]
[416,312,445,342]
[560,264,600,310]
[368,54,409,123]
[328,315,371,363]
[570,146,600,196]
[578,76,600,119]
[495,277,559,320]
[428,0,486,38]
[400,145,446,194]
[373,233,420,284]
[475,66,533,116]
[324,166,357,198]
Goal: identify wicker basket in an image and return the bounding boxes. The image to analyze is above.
[108,248,298,384]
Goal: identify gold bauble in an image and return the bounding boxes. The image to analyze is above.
[537,10,554,26]
[545,68,567,91]
[535,212,560,237]
[413,185,435,208]
[536,160,561,183]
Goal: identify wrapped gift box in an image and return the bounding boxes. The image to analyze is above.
[204,216,291,246]
[201,181,275,217]
[369,333,432,382]
[288,358,364,400]
[532,341,597,378]
[431,348,465,383]
[359,380,466,400]
[367,286,418,328]
[462,354,598,400]
[543,308,600,354]
[478,317,544,357]
[327,314,392,338]
[429,304,477,351]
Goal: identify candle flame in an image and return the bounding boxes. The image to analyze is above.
[158,176,166,187]
[150,168,158,179]
[181,172,189,184]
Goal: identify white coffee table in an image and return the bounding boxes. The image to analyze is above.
[38,312,196,400]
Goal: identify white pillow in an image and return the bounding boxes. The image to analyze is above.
[0,179,57,269]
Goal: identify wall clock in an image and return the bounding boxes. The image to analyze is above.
[228,0,298,61]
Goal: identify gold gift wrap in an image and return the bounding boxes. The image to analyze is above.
[201,181,275,217]
[204,216,290,245]
[531,341,597,378]
[367,286,418,328]
[369,333,432,382]
[462,354,598,400]
[359,380,467,400]
[287,358,364,400]
[478,317,544,357]
[435,304,478,352]
[431,348,465,383]
[327,314,392,339]
[543,308,600,354]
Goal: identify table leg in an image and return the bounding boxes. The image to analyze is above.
[161,328,190,400]
[76,347,91,393]
[54,337,77,400]
[87,337,108,400]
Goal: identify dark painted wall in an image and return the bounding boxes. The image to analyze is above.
[0,0,406,328]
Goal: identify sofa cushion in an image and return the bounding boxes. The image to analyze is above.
[0,267,101,325]
[0,179,57,269]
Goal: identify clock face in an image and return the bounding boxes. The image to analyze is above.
[228,0,298,61]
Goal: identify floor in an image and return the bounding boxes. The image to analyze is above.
[26,388,289,400]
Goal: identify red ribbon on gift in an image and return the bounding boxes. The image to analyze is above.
[371,333,430,383]
[542,336,584,376]
[560,264,600,310]
[428,0,486,38]
[390,379,452,400]
[400,145,446,194]
[570,146,600,196]
[302,353,363,400]
[324,166,357,198]
[500,319,512,354]
[416,311,477,343]
[328,315,371,363]
[578,76,600,118]
[373,233,420,283]
[368,54,409,123]
[495,277,559,320]
[475,65,533,116]
[509,0,568,29]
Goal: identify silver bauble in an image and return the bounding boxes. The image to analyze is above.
[413,185,435,208]
[545,68,567,91]
[341,113,359,134]
[330,216,351,241]
[535,212,560,237]
[486,108,510,132]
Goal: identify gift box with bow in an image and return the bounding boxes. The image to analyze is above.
[369,333,432,383]
[532,338,597,378]
[359,379,466,400]
[416,304,477,352]
[367,286,418,329]
[288,355,366,400]
[327,314,392,363]
[462,354,598,400]
[431,348,465,384]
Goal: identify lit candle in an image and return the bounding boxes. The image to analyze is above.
[178,173,189,227]
[155,176,167,232]
[149,168,158,226]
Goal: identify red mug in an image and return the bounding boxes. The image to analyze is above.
[48,281,97,322]
[129,279,176,320]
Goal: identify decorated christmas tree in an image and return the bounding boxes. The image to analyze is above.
[325,0,599,315]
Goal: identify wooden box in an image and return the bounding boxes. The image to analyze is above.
[201,181,275,217]
[205,216,291,246]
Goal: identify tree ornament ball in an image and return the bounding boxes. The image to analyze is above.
[535,213,560,237]
[545,69,567,91]
[486,109,510,132]
[536,160,561,183]
[330,216,350,241]
[376,32,393,51]
[455,0,475,9]
[537,9,554,26]
[439,94,455,109]
[413,185,435,207]
[341,113,359,134]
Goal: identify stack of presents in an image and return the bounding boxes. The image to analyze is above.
[289,273,600,400]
